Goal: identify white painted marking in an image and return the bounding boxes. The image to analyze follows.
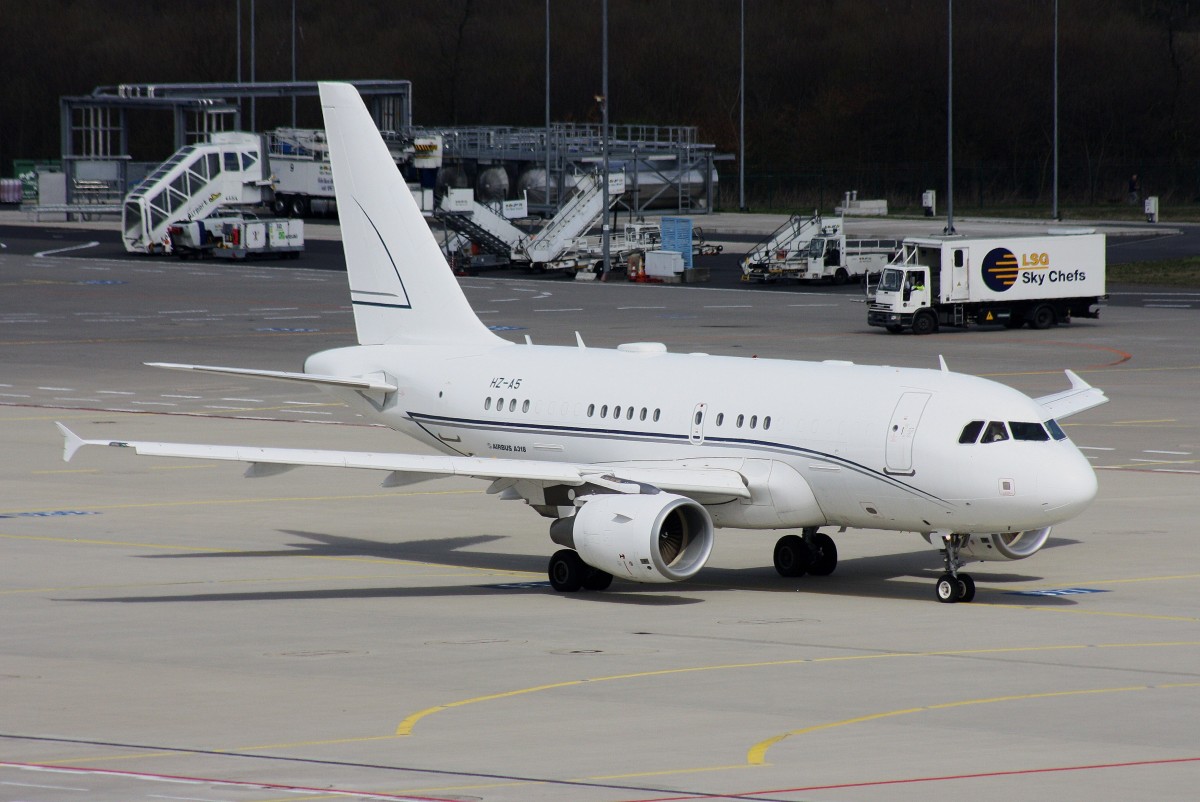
[618,306,667,310]
[162,394,203,399]
[283,401,325,406]
[159,309,207,314]
[534,308,584,313]
[97,390,136,395]
[131,401,178,407]
[1152,469,1200,474]
[704,304,754,309]
[34,241,99,257]
[1144,450,1191,455]
[0,393,32,398]
[1131,458,1189,463]
[38,386,74,391]
[204,405,252,410]
[251,307,300,311]
[490,298,521,303]
[54,398,101,402]
[1078,446,1115,451]
[0,779,89,791]
[221,398,264,403]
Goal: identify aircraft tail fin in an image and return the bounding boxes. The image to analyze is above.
[319,82,501,347]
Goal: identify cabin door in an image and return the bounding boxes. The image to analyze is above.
[885,392,931,474]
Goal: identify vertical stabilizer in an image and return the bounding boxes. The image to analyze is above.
[319,82,501,347]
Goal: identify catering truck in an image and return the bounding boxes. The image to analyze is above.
[867,231,1105,334]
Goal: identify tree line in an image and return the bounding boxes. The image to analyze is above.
[2,0,1197,208]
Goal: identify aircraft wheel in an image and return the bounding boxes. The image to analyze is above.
[807,532,838,576]
[773,534,810,578]
[935,573,959,603]
[548,549,586,592]
[582,567,613,591]
[957,574,976,603]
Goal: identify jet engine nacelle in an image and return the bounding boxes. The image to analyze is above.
[926,527,1053,562]
[550,492,714,583]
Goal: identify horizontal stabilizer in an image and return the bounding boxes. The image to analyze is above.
[1036,370,1108,420]
[146,362,397,393]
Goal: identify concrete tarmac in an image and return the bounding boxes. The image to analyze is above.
[1,245,1198,801]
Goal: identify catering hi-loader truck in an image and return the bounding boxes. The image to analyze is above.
[867,231,1106,334]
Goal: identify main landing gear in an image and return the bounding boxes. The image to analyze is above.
[548,549,613,592]
[773,528,838,578]
[934,533,976,603]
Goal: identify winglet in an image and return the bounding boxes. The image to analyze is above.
[938,355,949,372]
[1064,368,1091,390]
[56,422,87,462]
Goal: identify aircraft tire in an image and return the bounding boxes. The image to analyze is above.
[582,567,614,591]
[957,574,976,602]
[773,534,810,578]
[548,549,586,592]
[807,532,838,576]
[935,574,959,603]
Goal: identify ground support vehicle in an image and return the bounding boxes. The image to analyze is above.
[741,214,895,284]
[167,215,303,260]
[867,231,1105,334]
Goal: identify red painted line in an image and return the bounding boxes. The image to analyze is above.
[0,761,457,801]
[618,755,1200,801]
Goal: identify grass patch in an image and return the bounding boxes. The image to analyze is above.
[1110,258,1200,287]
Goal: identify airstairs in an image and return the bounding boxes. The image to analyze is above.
[434,194,526,259]
[122,132,272,254]
[519,173,607,266]
[740,212,824,275]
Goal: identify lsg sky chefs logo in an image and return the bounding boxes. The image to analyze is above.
[981,247,1086,292]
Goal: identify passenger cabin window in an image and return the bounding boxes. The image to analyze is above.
[715,413,724,426]
[763,416,772,430]
[653,409,661,422]
[959,420,985,444]
[508,399,516,412]
[1046,419,1068,441]
[750,415,758,429]
[588,404,595,417]
[736,414,744,428]
[981,421,1009,443]
[484,397,492,410]
[1009,421,1050,441]
[522,400,530,413]
[640,408,648,421]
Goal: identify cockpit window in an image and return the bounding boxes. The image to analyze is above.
[981,421,1009,443]
[1045,419,1068,441]
[1009,421,1050,441]
[958,420,985,444]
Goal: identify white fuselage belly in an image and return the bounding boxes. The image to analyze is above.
[306,342,1096,536]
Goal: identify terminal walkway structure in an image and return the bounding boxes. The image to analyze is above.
[121,133,271,254]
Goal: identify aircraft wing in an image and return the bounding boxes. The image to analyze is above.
[55,424,751,500]
[1036,370,1108,420]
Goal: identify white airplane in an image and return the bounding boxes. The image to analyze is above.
[58,82,1108,603]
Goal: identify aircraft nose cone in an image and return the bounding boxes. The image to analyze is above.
[1039,449,1098,519]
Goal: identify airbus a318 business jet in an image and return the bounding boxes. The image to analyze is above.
[59,82,1108,603]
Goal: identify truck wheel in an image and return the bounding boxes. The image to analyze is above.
[912,310,938,335]
[272,195,288,216]
[1030,304,1056,329]
[289,196,309,218]
[833,267,849,285]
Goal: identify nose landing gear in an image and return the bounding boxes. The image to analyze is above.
[934,533,976,603]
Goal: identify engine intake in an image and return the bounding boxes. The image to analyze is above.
[550,492,714,583]
[958,527,1052,562]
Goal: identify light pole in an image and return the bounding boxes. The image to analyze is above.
[600,0,610,280]
[944,0,955,234]
[1052,0,1059,220]
[545,0,552,211]
[739,0,746,211]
